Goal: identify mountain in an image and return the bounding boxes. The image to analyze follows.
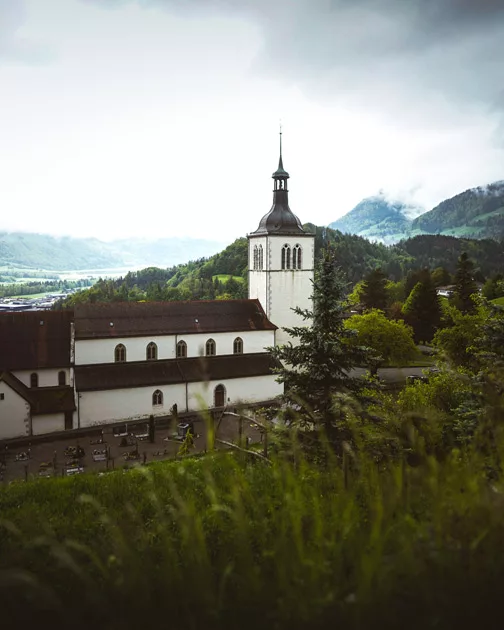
[328,194,424,245]
[329,181,504,244]
[410,181,504,239]
[0,232,227,271]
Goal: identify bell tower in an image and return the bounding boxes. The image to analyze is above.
[248,131,315,345]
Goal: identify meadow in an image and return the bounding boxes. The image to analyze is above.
[1,433,504,629]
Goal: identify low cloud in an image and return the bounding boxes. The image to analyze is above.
[0,0,54,64]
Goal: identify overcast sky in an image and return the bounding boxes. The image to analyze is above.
[1,0,504,241]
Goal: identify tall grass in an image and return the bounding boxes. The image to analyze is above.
[1,436,504,629]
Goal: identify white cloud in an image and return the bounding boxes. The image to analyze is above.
[0,0,503,241]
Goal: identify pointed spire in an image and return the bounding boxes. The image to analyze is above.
[272,121,289,179]
[278,122,284,171]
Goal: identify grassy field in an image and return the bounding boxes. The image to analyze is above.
[491,296,504,307]
[212,274,245,284]
[1,435,504,629]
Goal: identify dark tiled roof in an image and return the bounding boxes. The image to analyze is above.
[75,353,280,391]
[0,372,75,415]
[30,386,76,415]
[250,189,307,236]
[0,371,33,403]
[74,300,276,339]
[0,310,73,370]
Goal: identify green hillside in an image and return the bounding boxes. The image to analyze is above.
[411,181,504,239]
[59,227,504,308]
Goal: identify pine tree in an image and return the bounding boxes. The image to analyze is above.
[269,250,373,435]
[453,252,478,313]
[360,268,389,311]
[402,270,442,343]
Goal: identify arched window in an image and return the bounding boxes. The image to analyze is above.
[30,373,38,388]
[258,244,264,270]
[281,244,291,270]
[146,342,158,361]
[233,337,243,354]
[152,389,163,406]
[177,340,187,358]
[58,370,66,386]
[253,244,258,270]
[293,244,302,270]
[206,338,216,356]
[114,344,126,363]
[214,384,226,407]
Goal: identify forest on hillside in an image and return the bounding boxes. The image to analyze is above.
[56,227,504,309]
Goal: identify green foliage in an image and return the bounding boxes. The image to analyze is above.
[0,278,91,299]
[269,250,373,433]
[402,271,442,342]
[452,252,478,313]
[433,304,486,368]
[360,268,389,311]
[431,266,452,287]
[344,310,418,374]
[398,234,504,278]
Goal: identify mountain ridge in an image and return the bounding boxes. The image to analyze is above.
[329,180,504,244]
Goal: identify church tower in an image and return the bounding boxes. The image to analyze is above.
[248,132,315,346]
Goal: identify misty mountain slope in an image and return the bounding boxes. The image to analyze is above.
[0,233,122,270]
[411,181,504,240]
[0,232,226,271]
[328,195,423,244]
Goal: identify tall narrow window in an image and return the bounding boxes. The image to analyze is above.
[258,245,264,270]
[293,244,302,270]
[206,338,216,356]
[214,384,226,407]
[152,389,163,406]
[233,337,243,354]
[114,343,126,363]
[30,373,38,388]
[146,342,158,361]
[282,244,291,270]
[58,370,66,386]
[253,245,258,270]
[177,340,187,358]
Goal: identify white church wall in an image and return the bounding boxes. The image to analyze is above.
[75,330,275,365]
[75,335,177,365]
[0,381,30,439]
[187,375,283,409]
[77,384,187,427]
[32,413,65,435]
[14,367,71,388]
[77,374,282,428]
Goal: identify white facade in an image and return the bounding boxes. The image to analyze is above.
[14,367,72,388]
[0,381,31,439]
[77,375,282,428]
[32,413,66,435]
[75,330,275,366]
[249,234,314,346]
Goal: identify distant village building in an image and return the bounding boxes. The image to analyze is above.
[0,140,315,440]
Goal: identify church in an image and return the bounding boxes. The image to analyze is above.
[0,141,315,440]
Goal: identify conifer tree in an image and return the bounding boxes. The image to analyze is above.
[360,268,389,311]
[402,269,442,342]
[453,252,478,313]
[269,250,373,434]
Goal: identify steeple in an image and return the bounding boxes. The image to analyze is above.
[251,129,305,236]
